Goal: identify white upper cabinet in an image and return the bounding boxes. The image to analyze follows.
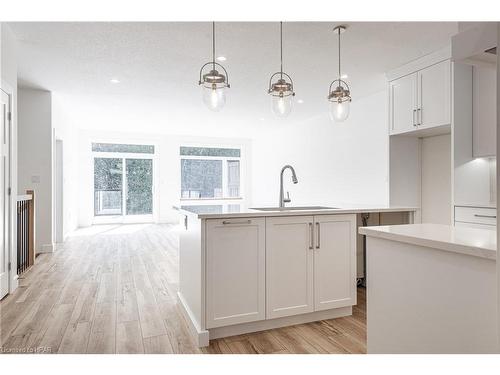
[472,66,496,158]
[205,218,266,328]
[313,214,357,311]
[389,52,452,135]
[418,60,451,129]
[390,73,418,134]
[266,216,314,319]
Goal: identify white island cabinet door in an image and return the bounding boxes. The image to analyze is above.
[417,60,451,129]
[266,216,314,319]
[390,72,417,134]
[313,214,357,311]
[205,218,266,329]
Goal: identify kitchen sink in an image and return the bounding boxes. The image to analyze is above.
[250,206,339,211]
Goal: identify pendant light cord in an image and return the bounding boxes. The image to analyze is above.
[338,27,341,79]
[212,21,216,71]
[280,21,283,80]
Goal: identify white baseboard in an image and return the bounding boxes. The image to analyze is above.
[177,292,210,347]
[38,243,55,253]
[209,306,352,341]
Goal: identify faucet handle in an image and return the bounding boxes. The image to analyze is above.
[284,191,291,203]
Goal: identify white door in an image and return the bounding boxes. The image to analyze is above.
[205,217,265,328]
[390,73,417,134]
[417,60,451,129]
[266,216,314,319]
[1,90,11,299]
[313,214,357,311]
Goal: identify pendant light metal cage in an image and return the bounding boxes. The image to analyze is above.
[327,79,351,103]
[198,22,230,90]
[268,21,295,98]
[327,25,352,104]
[268,72,295,98]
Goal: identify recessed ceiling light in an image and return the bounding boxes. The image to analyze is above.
[216,56,226,62]
[110,78,120,84]
[297,99,304,104]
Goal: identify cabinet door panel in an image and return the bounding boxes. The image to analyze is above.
[266,216,314,319]
[314,214,356,311]
[390,73,417,134]
[418,60,451,129]
[206,218,265,328]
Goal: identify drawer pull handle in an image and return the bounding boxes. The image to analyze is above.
[474,214,496,219]
[222,219,252,225]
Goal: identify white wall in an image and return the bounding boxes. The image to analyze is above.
[52,93,79,237]
[251,90,389,208]
[17,88,54,253]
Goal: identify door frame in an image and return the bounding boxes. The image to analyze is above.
[1,81,16,297]
[54,138,64,243]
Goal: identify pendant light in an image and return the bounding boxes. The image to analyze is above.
[327,25,351,122]
[198,22,230,111]
[268,21,295,117]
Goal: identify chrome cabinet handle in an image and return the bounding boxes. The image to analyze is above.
[222,219,252,225]
[315,222,320,249]
[412,109,417,127]
[309,223,313,249]
[417,108,422,126]
[474,214,496,219]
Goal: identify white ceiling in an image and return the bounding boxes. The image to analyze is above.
[8,22,459,133]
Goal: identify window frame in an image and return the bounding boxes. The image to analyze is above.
[180,155,243,201]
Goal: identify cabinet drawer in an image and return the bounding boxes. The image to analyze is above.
[455,206,497,226]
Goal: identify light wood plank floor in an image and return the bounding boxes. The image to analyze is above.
[0,224,366,354]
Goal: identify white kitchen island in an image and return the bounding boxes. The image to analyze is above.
[360,223,497,354]
[175,205,416,347]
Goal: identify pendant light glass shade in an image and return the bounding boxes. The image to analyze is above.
[327,25,352,122]
[199,22,230,111]
[329,97,350,122]
[203,85,226,111]
[271,94,293,117]
[268,22,295,117]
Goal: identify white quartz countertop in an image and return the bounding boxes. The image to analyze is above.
[359,223,497,260]
[174,204,418,219]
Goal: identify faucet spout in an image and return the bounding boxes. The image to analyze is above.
[279,165,298,208]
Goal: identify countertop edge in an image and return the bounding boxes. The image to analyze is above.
[359,225,496,260]
[173,206,418,219]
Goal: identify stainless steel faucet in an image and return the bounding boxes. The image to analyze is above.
[279,165,298,208]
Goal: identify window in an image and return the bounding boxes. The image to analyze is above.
[180,147,241,199]
[93,143,154,218]
[180,146,243,211]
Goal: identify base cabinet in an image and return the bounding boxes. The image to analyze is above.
[205,218,266,328]
[266,214,357,319]
[313,215,357,311]
[205,214,357,330]
[266,216,315,319]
